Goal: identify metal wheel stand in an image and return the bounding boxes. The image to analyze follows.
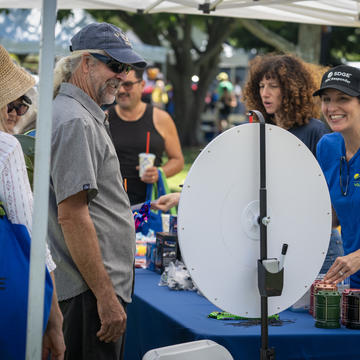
[248,110,284,360]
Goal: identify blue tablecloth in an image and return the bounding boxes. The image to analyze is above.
[124,269,360,360]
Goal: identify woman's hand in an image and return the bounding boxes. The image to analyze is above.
[152,193,180,212]
[42,273,66,360]
[324,250,360,284]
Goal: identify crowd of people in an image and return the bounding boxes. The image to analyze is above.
[2,17,360,360]
[1,21,181,360]
[203,71,244,137]
[157,55,360,289]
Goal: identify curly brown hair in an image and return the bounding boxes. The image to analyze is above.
[243,53,324,129]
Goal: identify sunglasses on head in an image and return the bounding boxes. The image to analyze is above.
[7,101,29,116]
[119,80,142,91]
[90,53,132,75]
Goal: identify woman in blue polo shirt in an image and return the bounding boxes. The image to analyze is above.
[315,64,360,288]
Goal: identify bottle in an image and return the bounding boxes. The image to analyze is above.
[337,277,350,294]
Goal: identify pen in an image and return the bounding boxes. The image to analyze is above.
[279,243,288,270]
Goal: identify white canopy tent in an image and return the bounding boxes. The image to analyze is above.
[2,0,360,27]
[0,9,168,62]
[0,1,359,359]
[0,8,248,69]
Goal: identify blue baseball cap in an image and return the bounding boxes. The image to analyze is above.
[70,22,147,69]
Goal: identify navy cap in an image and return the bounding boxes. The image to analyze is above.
[70,22,147,69]
[313,65,360,97]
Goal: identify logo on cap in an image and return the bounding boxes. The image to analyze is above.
[114,31,132,47]
[324,70,352,85]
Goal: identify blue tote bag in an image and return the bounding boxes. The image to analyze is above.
[0,205,53,360]
[140,168,176,235]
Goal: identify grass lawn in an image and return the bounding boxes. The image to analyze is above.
[164,147,203,192]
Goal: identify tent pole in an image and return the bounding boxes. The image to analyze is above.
[26,0,57,359]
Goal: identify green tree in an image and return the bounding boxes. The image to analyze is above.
[327,26,360,63]
[231,20,321,63]
[231,20,360,65]
[85,11,360,144]
[3,9,360,146]
[88,10,237,146]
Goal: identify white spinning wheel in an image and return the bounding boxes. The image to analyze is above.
[178,123,331,318]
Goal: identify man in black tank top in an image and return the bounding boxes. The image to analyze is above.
[108,69,184,205]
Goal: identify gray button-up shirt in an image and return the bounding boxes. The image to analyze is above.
[48,83,135,303]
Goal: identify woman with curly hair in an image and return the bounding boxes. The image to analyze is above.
[243,53,328,157]
[243,53,342,276]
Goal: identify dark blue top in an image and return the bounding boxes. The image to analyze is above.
[288,118,330,158]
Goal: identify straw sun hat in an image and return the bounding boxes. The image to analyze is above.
[0,45,35,109]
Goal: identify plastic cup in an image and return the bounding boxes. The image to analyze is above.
[337,277,350,294]
[139,152,156,178]
[161,214,170,232]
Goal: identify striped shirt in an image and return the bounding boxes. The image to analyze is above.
[0,131,55,271]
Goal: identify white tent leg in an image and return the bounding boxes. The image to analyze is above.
[26,0,57,359]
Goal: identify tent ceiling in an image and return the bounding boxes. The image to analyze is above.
[2,0,359,27]
[0,9,167,63]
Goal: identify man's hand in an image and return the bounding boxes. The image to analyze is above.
[59,191,127,344]
[96,295,127,343]
[140,166,158,184]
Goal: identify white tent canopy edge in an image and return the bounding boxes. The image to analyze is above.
[0,9,168,63]
[2,0,360,27]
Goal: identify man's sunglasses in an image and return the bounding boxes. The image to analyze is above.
[7,101,29,116]
[90,53,131,75]
[119,80,142,91]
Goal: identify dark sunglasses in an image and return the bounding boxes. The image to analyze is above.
[7,101,29,116]
[339,156,350,196]
[119,80,142,91]
[90,53,131,75]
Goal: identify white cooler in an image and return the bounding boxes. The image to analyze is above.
[142,339,234,360]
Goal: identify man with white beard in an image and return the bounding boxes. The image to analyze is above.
[47,22,146,360]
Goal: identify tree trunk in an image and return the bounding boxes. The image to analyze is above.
[167,16,236,146]
[240,20,321,64]
[168,40,223,145]
[297,24,321,64]
[240,19,296,53]
[88,11,236,146]
[168,63,195,144]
